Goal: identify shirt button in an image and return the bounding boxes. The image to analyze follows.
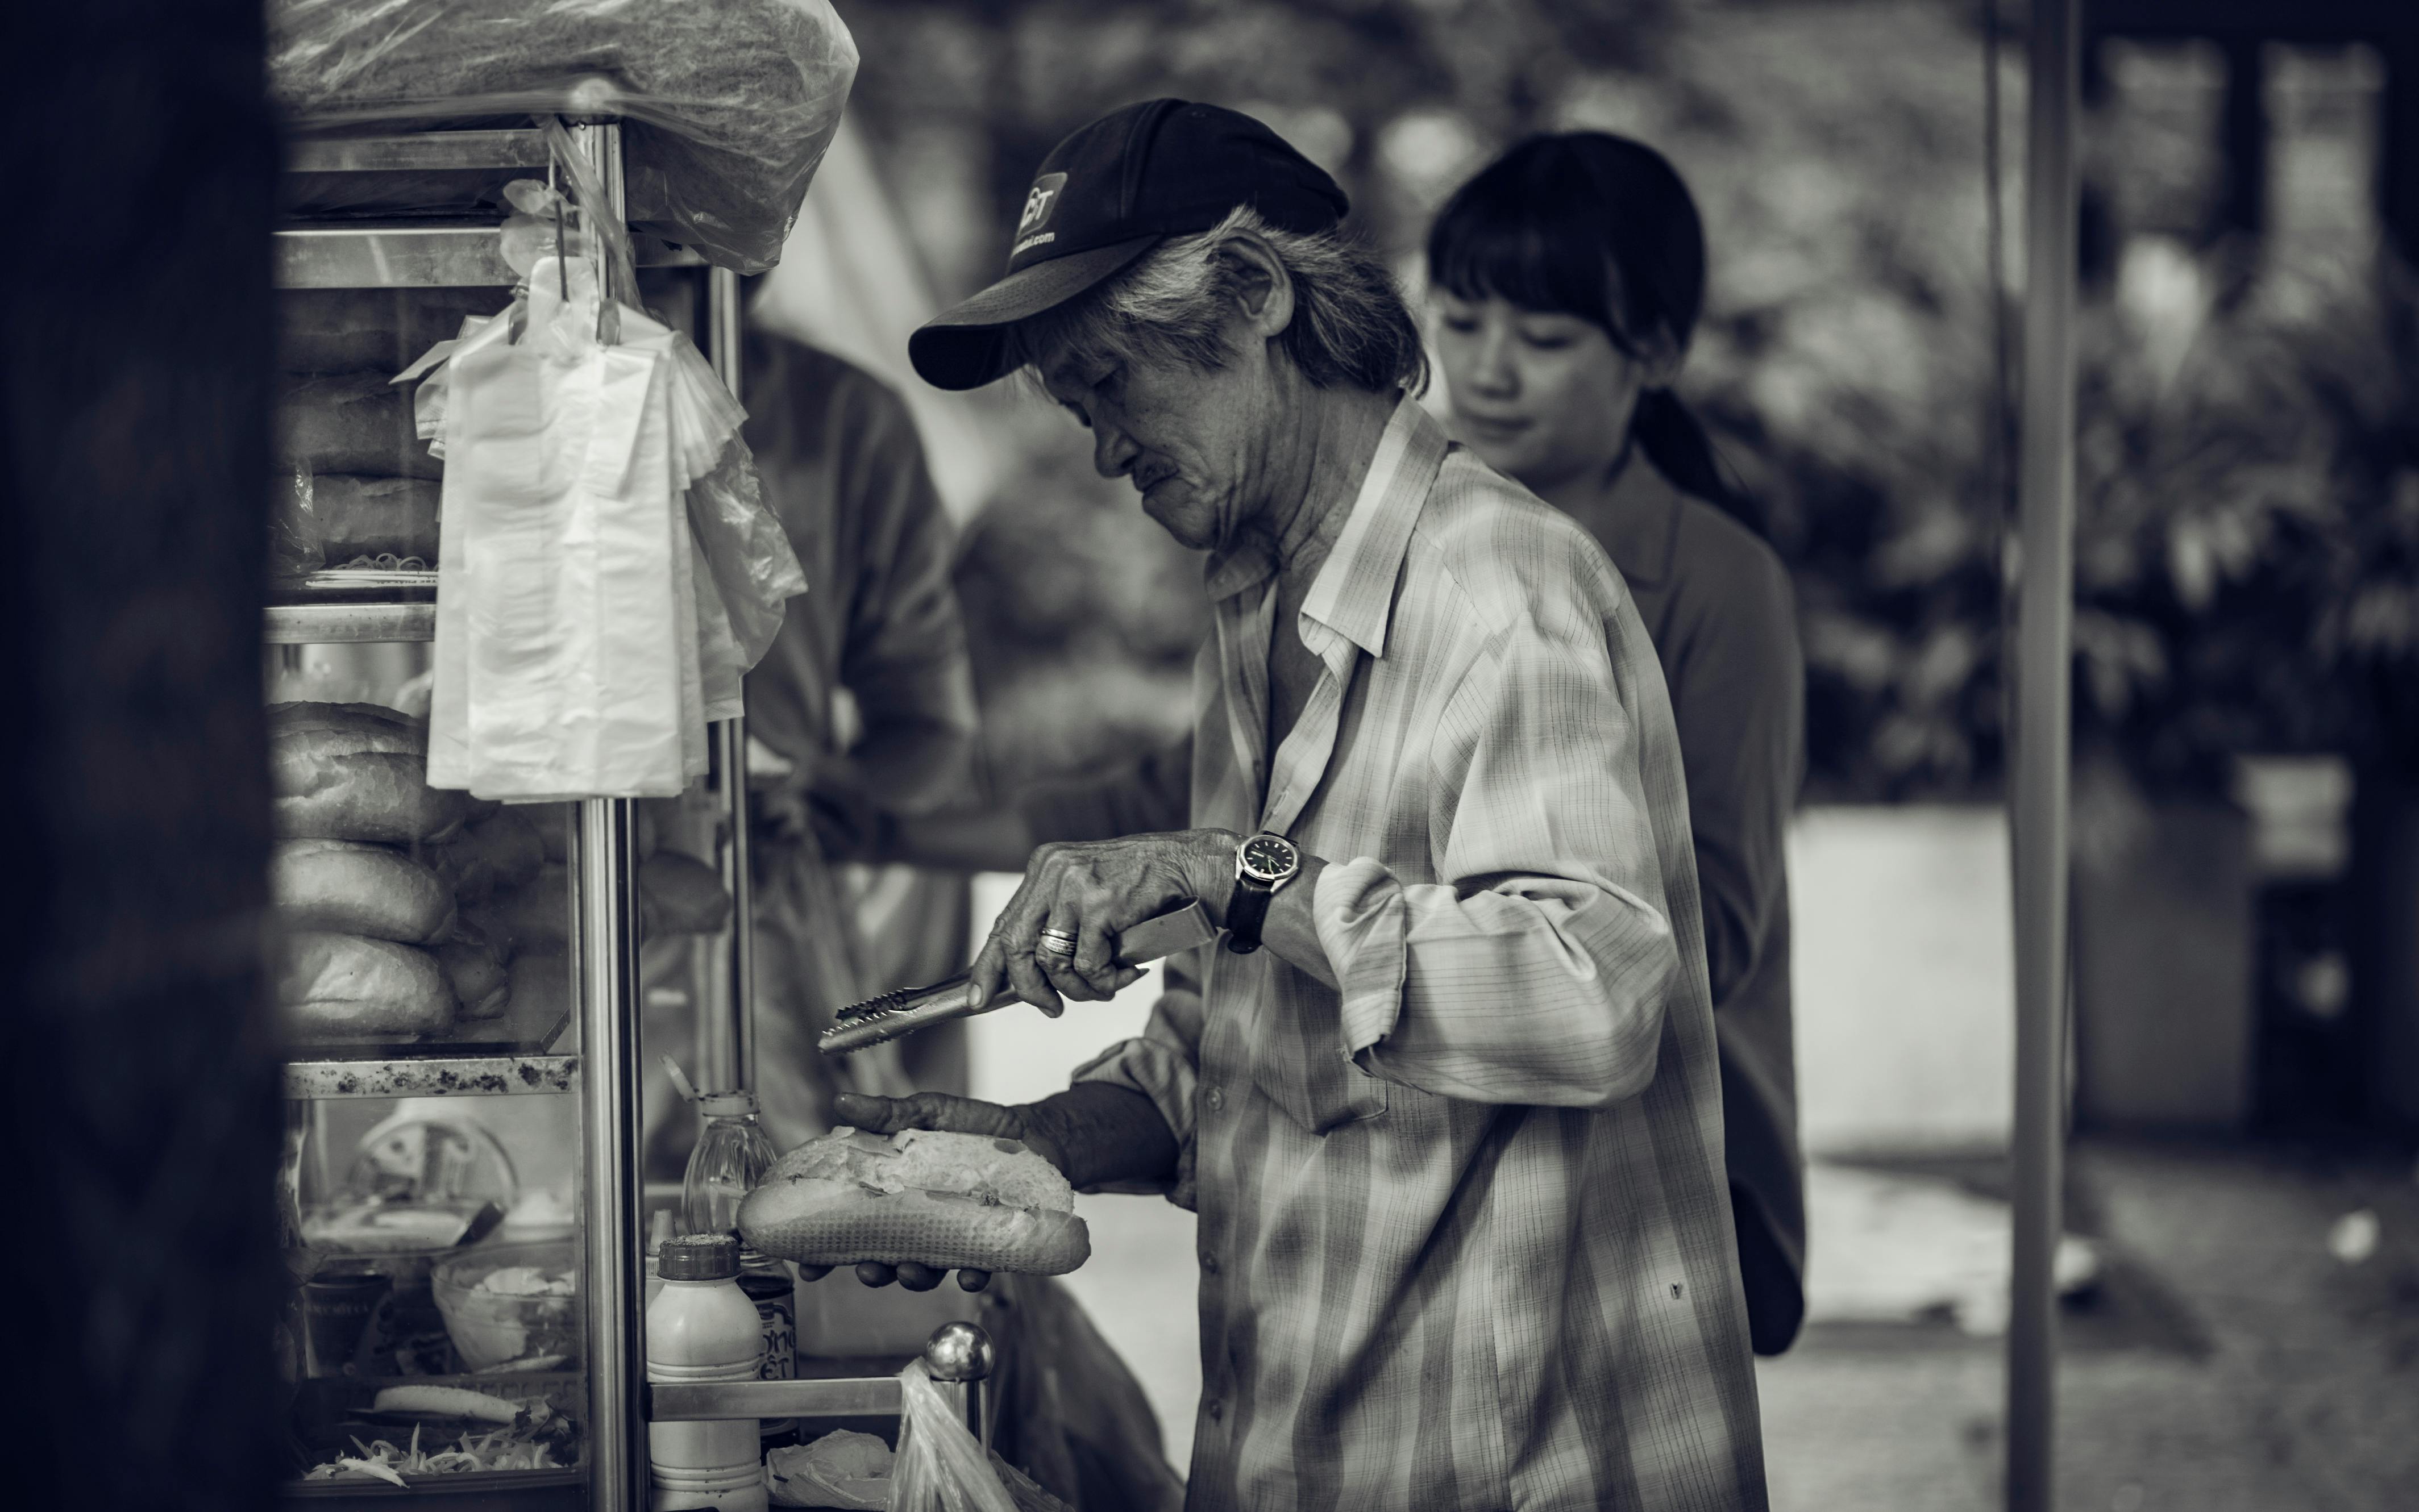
[1205,1086,1225,1112]
[1200,1252,1219,1276]
[1206,1399,1225,1423]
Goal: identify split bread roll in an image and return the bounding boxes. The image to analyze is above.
[268,702,468,844]
[272,839,456,944]
[276,931,455,1039]
[738,1128,1091,1277]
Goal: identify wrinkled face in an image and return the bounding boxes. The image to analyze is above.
[1432,291,1654,493]
[1035,328,1278,554]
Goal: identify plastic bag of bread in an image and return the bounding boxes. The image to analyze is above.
[738,1130,1090,1277]
[277,931,456,1039]
[276,372,440,480]
[766,1430,891,1510]
[269,702,469,844]
[272,839,457,943]
[264,0,858,275]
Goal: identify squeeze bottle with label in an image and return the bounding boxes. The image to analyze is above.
[646,1234,768,1512]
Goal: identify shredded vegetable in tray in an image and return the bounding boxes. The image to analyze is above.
[303,1395,581,1485]
[306,1423,568,1484]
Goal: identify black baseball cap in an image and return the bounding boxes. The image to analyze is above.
[907,99,1350,391]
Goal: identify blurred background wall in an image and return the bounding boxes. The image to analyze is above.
[789,0,2419,1154]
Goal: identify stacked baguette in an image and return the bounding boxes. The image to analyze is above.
[269,702,547,1040]
[271,289,500,574]
[268,703,737,1042]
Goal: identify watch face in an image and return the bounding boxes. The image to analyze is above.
[1240,834,1298,884]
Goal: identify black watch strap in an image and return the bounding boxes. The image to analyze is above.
[1223,882,1274,955]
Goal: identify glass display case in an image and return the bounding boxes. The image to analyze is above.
[266,104,996,1512]
[267,110,736,1512]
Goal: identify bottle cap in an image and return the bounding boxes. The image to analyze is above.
[696,1091,760,1119]
[658,1232,740,1281]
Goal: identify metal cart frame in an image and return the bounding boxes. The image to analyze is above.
[272,104,990,1512]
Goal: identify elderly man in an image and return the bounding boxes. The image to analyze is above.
[829,100,1767,1510]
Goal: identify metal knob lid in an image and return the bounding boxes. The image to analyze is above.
[921,1321,996,1382]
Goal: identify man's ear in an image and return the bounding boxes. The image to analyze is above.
[1216,231,1294,341]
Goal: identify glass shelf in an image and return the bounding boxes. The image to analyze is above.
[284,1054,580,1100]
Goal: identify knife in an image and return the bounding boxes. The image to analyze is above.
[818,901,1217,1055]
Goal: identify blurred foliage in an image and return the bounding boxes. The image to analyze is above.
[832,0,2418,801]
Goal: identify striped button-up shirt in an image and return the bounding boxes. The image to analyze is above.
[1070,396,1767,1510]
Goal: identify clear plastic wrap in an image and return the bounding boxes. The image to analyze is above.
[266,0,859,274]
[888,1361,1018,1512]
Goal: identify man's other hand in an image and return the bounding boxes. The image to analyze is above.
[792,1090,1065,1294]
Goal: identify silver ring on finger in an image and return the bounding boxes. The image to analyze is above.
[1036,927,1079,958]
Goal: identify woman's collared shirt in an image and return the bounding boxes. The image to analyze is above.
[1074,398,1767,1511]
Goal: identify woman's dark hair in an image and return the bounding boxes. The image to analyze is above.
[1427,132,1764,537]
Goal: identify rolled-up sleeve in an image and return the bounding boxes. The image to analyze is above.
[1314,605,1681,1108]
[1068,972,1204,1206]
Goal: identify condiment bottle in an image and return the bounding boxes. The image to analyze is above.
[682,1091,795,1444]
[646,1234,768,1512]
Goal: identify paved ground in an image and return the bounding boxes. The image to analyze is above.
[1057,1136,2419,1506]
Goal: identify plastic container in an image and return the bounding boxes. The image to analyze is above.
[681,1092,777,1238]
[682,1092,793,1442]
[647,1235,768,1511]
[431,1240,581,1373]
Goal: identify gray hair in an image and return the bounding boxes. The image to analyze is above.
[1009,205,1429,397]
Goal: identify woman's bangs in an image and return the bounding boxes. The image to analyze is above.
[1430,189,1618,331]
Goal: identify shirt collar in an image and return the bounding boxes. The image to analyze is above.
[1199,395,1448,650]
[1591,451,1687,590]
[1298,394,1447,659]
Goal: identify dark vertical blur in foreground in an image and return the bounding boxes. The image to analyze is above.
[1,0,282,1506]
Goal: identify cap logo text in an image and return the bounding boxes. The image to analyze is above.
[1017,173,1069,238]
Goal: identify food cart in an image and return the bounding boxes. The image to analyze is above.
[265,64,997,1512]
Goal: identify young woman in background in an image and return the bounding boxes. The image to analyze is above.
[1428,132,1809,1355]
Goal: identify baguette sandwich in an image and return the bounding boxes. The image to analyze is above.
[738,1128,1090,1277]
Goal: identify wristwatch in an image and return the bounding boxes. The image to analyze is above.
[1223,831,1301,955]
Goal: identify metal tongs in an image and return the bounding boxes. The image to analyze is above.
[818,902,1218,1055]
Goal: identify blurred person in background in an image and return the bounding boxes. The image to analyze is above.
[741,319,982,1146]
[838,98,1767,1510]
[651,310,982,1161]
[1425,132,1808,1357]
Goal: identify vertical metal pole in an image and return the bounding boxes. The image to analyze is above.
[577,799,648,1512]
[2009,3,2080,1510]
[568,118,645,1512]
[705,264,756,1096]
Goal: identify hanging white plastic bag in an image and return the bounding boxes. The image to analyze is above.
[613,296,806,669]
[427,254,691,800]
[889,1360,1017,1512]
